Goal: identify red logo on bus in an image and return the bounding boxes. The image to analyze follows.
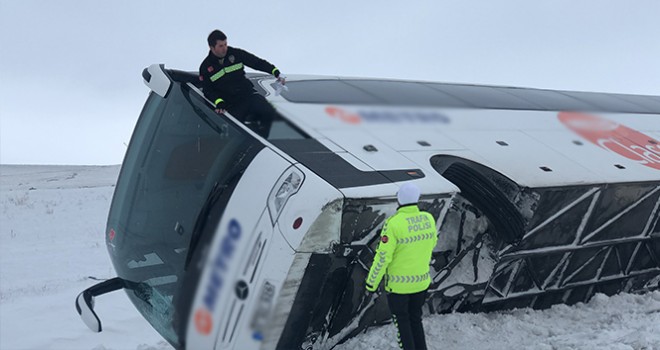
[558,112,660,170]
[195,308,213,335]
[325,106,450,125]
[325,106,361,124]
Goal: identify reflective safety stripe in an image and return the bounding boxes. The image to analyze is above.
[392,315,403,349]
[396,232,435,244]
[214,98,224,106]
[224,63,244,73]
[387,272,430,284]
[209,63,244,82]
[367,251,387,286]
[272,67,279,75]
[210,70,225,82]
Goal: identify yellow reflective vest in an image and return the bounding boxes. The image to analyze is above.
[366,204,438,294]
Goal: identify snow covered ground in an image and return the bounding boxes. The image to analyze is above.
[1,165,659,350]
[337,292,660,350]
[0,165,172,350]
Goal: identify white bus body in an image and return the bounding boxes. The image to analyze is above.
[76,64,660,350]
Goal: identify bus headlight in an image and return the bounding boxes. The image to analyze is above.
[268,167,304,224]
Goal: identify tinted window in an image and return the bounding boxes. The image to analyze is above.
[344,80,469,107]
[426,84,542,109]
[557,91,651,113]
[281,80,381,104]
[648,96,660,106]
[278,79,660,113]
[609,94,660,114]
[496,87,595,111]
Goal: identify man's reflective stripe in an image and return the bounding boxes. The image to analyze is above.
[214,98,224,106]
[392,315,403,348]
[209,63,244,82]
[387,272,429,284]
[272,67,279,75]
[224,63,244,73]
[210,70,225,82]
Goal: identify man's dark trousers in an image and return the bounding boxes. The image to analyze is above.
[387,290,428,350]
[226,93,276,138]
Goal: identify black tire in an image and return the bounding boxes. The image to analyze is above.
[443,163,525,245]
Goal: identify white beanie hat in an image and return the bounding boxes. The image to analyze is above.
[397,183,421,205]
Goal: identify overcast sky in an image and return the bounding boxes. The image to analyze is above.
[1,0,659,165]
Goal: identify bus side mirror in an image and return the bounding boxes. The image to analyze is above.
[75,277,124,332]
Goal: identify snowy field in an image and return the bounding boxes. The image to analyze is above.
[1,164,659,350]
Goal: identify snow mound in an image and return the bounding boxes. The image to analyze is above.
[336,291,660,350]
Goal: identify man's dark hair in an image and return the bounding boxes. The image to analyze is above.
[207,30,227,47]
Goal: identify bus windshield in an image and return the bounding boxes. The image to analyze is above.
[105,83,261,347]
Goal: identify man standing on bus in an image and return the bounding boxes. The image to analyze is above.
[365,183,438,350]
[199,29,285,138]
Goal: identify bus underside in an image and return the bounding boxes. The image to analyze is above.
[278,159,660,349]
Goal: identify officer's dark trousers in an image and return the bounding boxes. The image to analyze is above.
[227,93,277,138]
[387,290,428,350]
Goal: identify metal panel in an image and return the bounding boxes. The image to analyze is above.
[652,132,660,142]
[334,152,373,172]
[339,182,401,198]
[525,130,660,183]
[320,129,419,171]
[604,114,660,134]
[441,108,566,131]
[398,151,461,194]
[315,137,345,153]
[445,130,602,187]
[370,129,465,152]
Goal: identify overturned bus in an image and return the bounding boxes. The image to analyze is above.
[76,64,660,349]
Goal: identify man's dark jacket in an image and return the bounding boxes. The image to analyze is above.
[198,46,280,107]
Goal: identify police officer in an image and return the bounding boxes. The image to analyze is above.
[365,183,437,350]
[199,29,284,138]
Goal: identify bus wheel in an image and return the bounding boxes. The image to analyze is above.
[442,162,525,245]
